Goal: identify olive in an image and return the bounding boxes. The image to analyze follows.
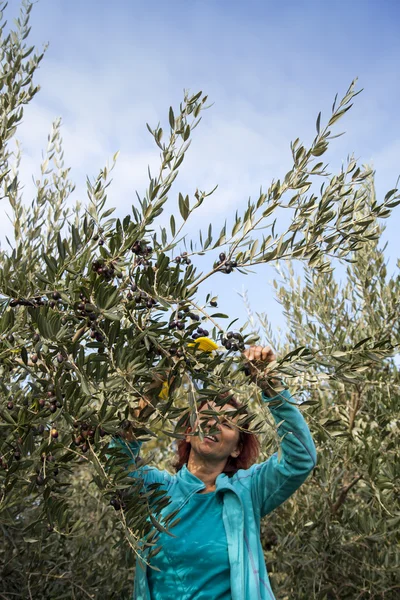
[110,498,121,510]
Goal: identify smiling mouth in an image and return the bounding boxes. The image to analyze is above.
[204,435,218,442]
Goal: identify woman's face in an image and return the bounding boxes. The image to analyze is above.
[186,402,241,463]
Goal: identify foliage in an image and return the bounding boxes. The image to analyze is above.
[244,180,399,599]
[0,2,399,598]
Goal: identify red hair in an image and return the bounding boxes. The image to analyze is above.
[174,394,260,476]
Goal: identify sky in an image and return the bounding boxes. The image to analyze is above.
[1,0,399,344]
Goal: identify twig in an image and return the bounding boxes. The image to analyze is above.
[331,474,362,514]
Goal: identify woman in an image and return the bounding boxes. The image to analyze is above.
[115,345,317,600]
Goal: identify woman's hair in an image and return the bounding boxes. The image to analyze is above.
[174,393,260,476]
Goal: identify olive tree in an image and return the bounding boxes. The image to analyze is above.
[243,177,399,599]
[1,2,399,598]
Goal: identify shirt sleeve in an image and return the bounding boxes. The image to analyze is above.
[108,436,173,490]
[249,389,317,517]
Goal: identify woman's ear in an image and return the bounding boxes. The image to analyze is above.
[185,427,193,444]
[230,443,242,459]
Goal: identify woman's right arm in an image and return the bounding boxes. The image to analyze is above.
[109,395,173,489]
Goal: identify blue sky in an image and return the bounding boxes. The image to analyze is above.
[1,0,399,343]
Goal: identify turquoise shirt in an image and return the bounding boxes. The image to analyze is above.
[111,389,317,600]
[148,490,231,599]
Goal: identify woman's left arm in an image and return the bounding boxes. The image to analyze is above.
[242,346,317,517]
[250,388,317,517]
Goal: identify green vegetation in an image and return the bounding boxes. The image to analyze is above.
[0,2,398,598]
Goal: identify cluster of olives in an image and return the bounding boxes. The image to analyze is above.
[8,291,65,312]
[174,252,191,265]
[128,284,158,309]
[221,331,245,351]
[9,295,48,308]
[0,446,22,465]
[34,384,62,414]
[215,252,238,274]
[76,300,98,324]
[93,233,104,246]
[32,424,46,436]
[110,491,126,511]
[169,305,201,331]
[89,325,104,343]
[72,421,105,453]
[191,326,209,340]
[48,290,65,309]
[91,259,117,281]
[131,240,153,267]
[169,314,185,330]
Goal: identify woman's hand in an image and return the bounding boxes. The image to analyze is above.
[117,370,174,441]
[242,345,282,397]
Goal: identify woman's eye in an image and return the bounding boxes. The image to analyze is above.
[221,421,232,429]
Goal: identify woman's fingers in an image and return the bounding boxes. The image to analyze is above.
[261,346,276,362]
[243,345,275,364]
